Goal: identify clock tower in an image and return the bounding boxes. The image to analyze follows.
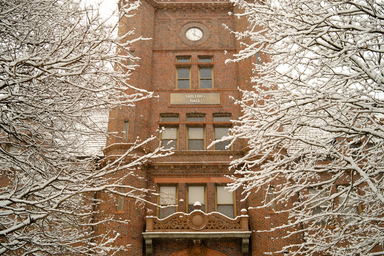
[94,0,294,255]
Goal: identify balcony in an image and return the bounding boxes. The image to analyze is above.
[142,203,251,256]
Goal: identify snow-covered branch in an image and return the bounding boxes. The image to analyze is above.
[228,0,384,255]
[0,0,169,255]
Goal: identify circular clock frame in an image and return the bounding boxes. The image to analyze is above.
[180,22,209,45]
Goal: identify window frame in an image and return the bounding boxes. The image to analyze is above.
[213,114,231,122]
[158,185,178,219]
[176,67,191,89]
[176,56,191,63]
[160,114,179,122]
[337,185,362,223]
[160,126,178,150]
[198,66,213,89]
[129,50,135,66]
[187,185,206,213]
[213,114,232,150]
[187,113,205,122]
[267,185,276,211]
[117,187,124,212]
[187,126,205,151]
[198,56,213,89]
[123,121,129,142]
[307,187,332,225]
[176,56,191,89]
[160,114,179,150]
[215,185,236,218]
[214,126,231,150]
[255,52,260,65]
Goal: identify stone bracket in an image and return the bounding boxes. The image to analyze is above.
[242,238,249,256]
[145,238,153,256]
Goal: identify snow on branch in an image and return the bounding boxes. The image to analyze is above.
[228,0,384,255]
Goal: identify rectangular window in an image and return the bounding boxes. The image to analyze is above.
[213,114,231,150]
[177,56,191,63]
[188,186,206,213]
[159,186,177,219]
[255,52,260,65]
[130,50,135,65]
[337,185,361,223]
[213,115,231,122]
[216,186,234,218]
[199,67,213,89]
[214,127,231,150]
[199,56,213,89]
[117,187,124,211]
[177,68,190,89]
[267,185,276,210]
[160,115,179,122]
[161,127,178,150]
[176,56,191,89]
[307,187,331,225]
[188,127,204,150]
[308,188,330,214]
[123,121,129,142]
[187,114,205,122]
[198,56,213,63]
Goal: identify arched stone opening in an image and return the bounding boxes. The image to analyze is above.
[169,248,228,256]
[169,240,228,256]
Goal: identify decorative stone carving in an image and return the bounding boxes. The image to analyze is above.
[188,240,207,256]
[143,206,250,256]
[187,210,208,230]
[147,205,249,232]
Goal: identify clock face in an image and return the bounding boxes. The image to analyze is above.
[186,27,203,41]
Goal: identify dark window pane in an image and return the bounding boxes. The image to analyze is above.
[188,204,205,213]
[217,205,234,218]
[178,68,190,79]
[161,139,176,149]
[213,116,231,122]
[177,57,190,63]
[312,206,324,215]
[215,127,230,150]
[200,79,212,89]
[187,116,205,122]
[198,57,212,63]
[200,68,212,78]
[188,140,204,150]
[178,80,190,89]
[215,141,230,150]
[159,207,176,219]
[215,127,229,138]
[161,116,179,122]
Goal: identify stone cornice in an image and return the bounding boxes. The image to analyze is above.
[145,0,233,11]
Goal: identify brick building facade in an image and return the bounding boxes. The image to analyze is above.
[95,0,296,255]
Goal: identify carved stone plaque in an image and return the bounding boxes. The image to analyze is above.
[170,93,220,105]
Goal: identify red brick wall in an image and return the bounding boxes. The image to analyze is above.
[98,1,298,255]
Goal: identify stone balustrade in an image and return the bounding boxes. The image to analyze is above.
[145,205,249,232]
[142,204,251,256]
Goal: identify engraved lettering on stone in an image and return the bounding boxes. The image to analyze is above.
[170,93,220,105]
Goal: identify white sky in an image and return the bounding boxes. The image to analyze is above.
[82,0,119,20]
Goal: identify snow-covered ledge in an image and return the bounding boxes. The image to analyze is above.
[142,203,251,256]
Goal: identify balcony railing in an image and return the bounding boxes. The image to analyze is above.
[142,203,251,256]
[145,204,249,232]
